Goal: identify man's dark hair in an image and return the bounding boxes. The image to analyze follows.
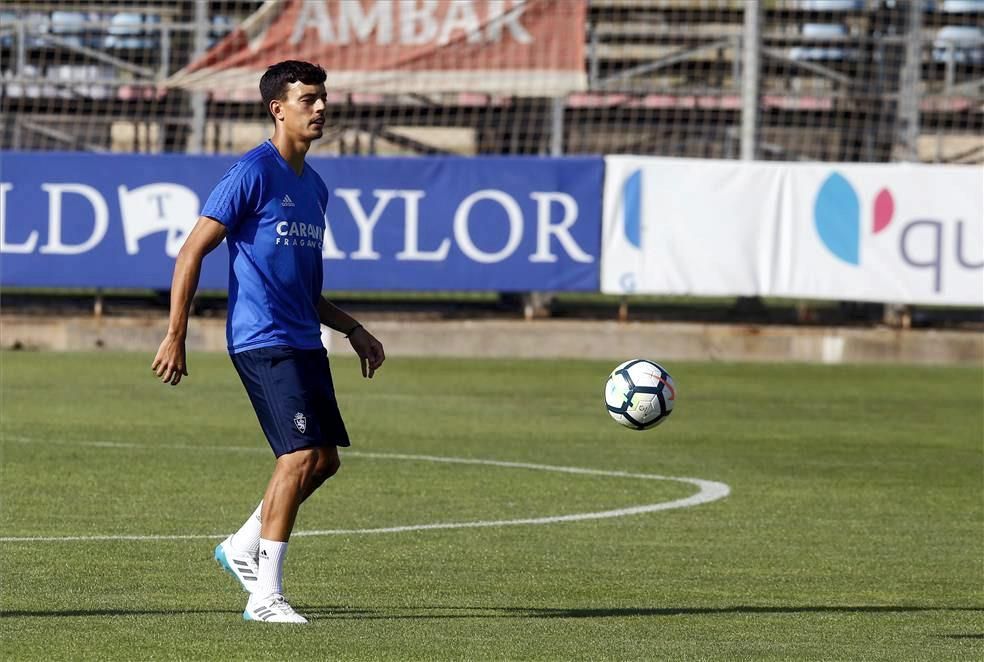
[260,60,327,123]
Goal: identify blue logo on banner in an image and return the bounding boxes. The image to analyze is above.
[614,168,643,293]
[814,172,860,265]
[622,169,642,249]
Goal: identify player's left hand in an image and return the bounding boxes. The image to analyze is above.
[348,327,385,378]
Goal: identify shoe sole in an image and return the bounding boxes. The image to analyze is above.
[214,543,252,594]
[242,608,308,624]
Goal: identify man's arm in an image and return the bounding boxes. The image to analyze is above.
[315,297,361,337]
[316,297,386,378]
[151,216,227,385]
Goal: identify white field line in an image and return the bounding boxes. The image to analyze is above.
[0,437,731,543]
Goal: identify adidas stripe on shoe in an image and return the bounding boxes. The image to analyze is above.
[243,593,308,624]
[214,536,259,593]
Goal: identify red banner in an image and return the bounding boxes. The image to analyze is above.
[169,0,586,96]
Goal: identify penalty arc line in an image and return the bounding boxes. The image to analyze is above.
[0,437,731,543]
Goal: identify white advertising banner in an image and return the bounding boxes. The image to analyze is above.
[602,157,984,306]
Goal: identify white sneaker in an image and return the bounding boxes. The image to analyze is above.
[243,593,309,624]
[214,536,259,593]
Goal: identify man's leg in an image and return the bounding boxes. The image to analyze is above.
[260,448,319,542]
[244,448,322,624]
[300,445,341,504]
[255,446,339,594]
[227,347,347,623]
[219,446,340,602]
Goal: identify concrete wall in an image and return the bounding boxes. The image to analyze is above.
[2,315,981,365]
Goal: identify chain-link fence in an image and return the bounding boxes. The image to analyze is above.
[1,1,981,162]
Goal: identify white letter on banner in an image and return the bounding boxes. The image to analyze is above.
[486,0,532,44]
[291,1,334,44]
[454,190,523,264]
[321,217,345,259]
[529,192,593,263]
[400,0,439,45]
[39,183,108,255]
[395,190,450,261]
[335,188,396,260]
[437,1,482,45]
[339,0,393,44]
[0,183,39,253]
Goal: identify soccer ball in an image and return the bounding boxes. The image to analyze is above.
[605,359,676,430]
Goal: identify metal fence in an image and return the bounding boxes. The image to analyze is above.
[1,1,981,162]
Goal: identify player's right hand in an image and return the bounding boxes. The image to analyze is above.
[151,335,189,386]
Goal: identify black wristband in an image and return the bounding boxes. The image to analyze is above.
[344,323,363,338]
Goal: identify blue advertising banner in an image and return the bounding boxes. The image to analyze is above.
[0,152,602,291]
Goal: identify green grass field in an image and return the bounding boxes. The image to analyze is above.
[1,351,981,661]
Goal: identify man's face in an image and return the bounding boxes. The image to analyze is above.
[272,81,327,141]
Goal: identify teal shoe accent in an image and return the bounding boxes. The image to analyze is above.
[214,543,232,572]
[243,609,254,621]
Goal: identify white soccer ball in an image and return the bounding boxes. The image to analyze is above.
[605,359,676,430]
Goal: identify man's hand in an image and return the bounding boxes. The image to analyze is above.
[348,327,385,378]
[151,334,188,386]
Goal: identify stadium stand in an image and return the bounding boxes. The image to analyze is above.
[0,0,980,162]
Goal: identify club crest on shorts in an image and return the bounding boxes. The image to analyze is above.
[293,412,307,434]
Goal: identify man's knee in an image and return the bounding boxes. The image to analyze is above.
[300,448,339,497]
[277,448,320,482]
[314,447,340,481]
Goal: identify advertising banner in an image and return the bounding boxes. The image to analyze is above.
[602,157,983,306]
[0,152,602,291]
[168,0,586,96]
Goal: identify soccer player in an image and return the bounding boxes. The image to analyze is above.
[151,60,384,624]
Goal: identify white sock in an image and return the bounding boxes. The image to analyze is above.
[229,502,263,556]
[255,538,288,598]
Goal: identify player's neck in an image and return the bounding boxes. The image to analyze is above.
[269,133,310,176]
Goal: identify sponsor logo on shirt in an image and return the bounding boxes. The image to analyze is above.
[275,220,324,249]
[281,194,295,207]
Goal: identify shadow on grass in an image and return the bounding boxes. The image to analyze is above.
[0,606,361,618]
[0,608,245,618]
[302,605,984,620]
[3,605,981,620]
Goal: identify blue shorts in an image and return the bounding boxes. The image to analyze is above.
[230,345,350,457]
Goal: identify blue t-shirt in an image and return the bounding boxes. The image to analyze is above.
[201,140,328,353]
